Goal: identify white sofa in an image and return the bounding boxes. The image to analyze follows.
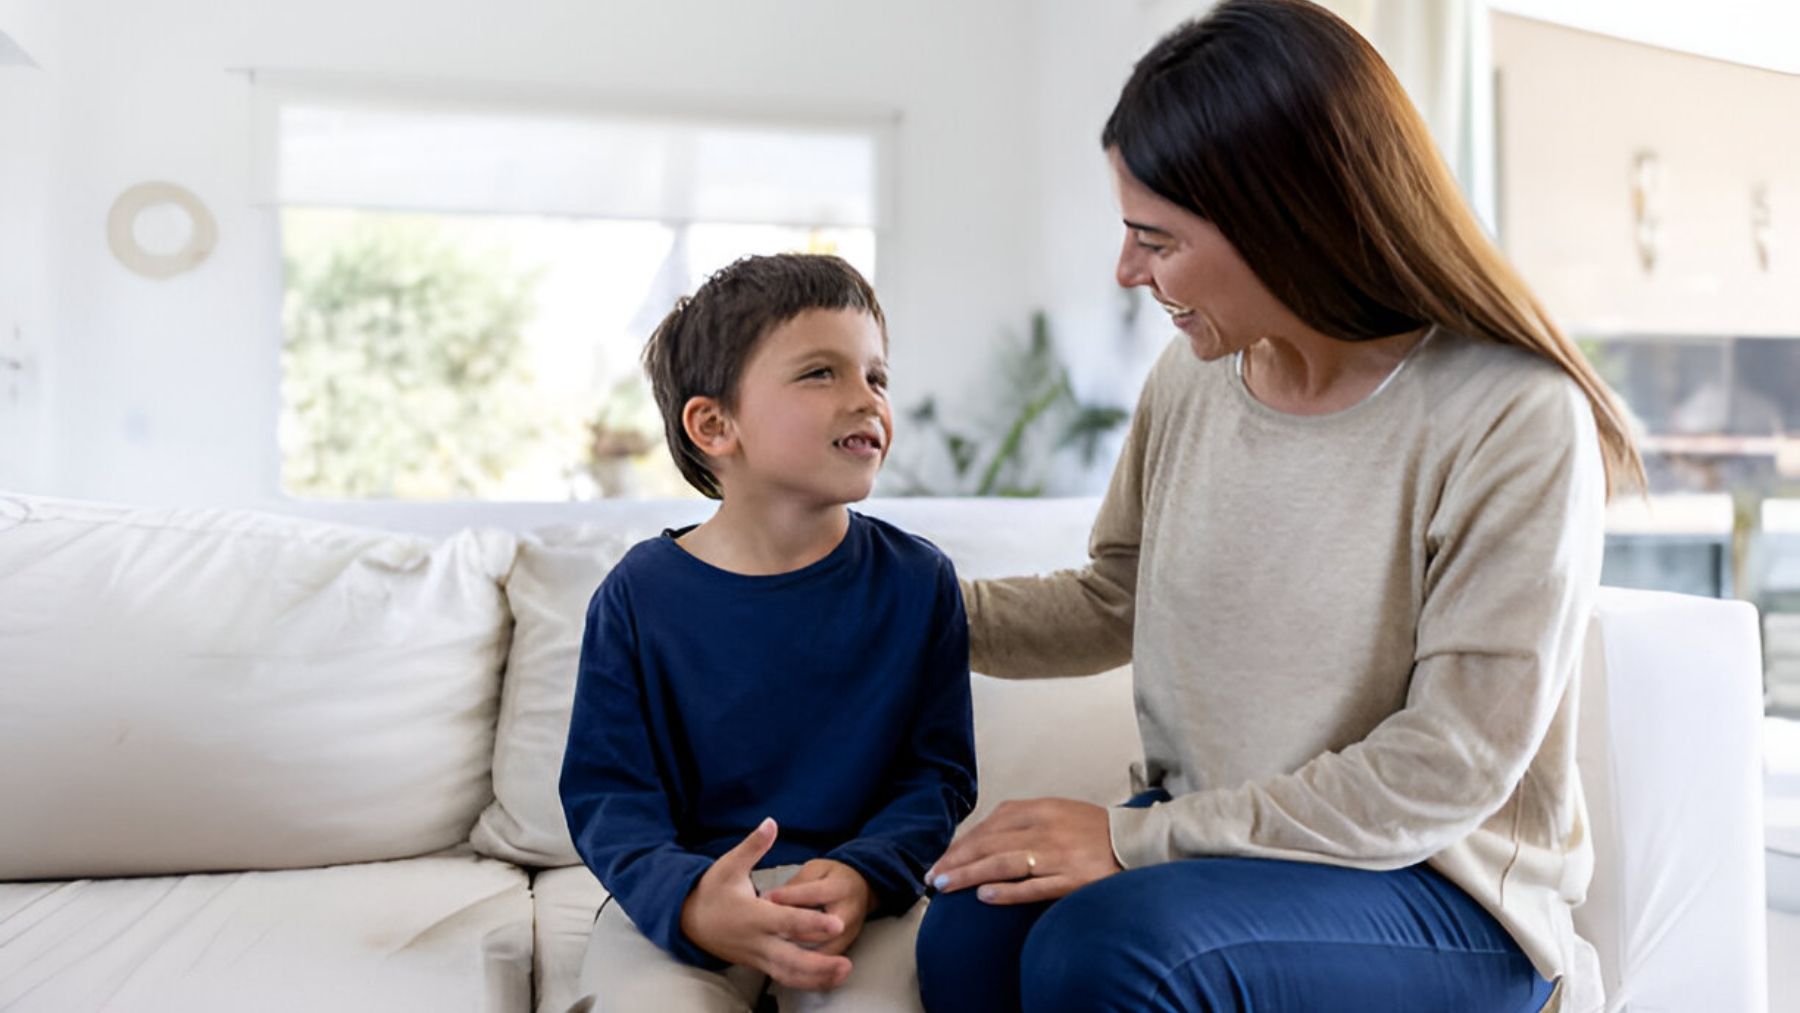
[0,492,1769,1013]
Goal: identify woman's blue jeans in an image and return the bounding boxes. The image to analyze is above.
[915,791,1554,1013]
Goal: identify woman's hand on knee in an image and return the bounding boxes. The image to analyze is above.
[924,798,1122,905]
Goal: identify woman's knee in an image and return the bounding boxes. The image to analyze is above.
[916,889,1054,1013]
[914,889,984,983]
[1017,875,1194,1013]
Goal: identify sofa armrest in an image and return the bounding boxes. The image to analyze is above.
[1576,587,1767,1013]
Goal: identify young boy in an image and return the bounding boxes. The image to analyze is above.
[560,253,976,1013]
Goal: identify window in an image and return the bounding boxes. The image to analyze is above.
[258,83,886,500]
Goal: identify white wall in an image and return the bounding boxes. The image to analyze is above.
[15,0,1049,509]
[1492,13,1800,337]
[17,0,1792,510]
[1017,0,1208,495]
[1487,0,1800,76]
[0,2,56,492]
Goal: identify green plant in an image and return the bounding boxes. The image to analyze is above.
[887,311,1128,497]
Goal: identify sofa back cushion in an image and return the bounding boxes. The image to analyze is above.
[471,501,712,866]
[0,494,515,879]
[473,496,1143,867]
[863,499,1141,832]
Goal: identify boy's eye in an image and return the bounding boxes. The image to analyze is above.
[802,367,833,380]
[868,373,888,390]
[1135,239,1165,254]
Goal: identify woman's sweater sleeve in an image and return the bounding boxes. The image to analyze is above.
[1109,374,1607,869]
[960,363,1153,679]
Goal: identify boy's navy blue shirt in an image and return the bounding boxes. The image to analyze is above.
[559,510,977,968]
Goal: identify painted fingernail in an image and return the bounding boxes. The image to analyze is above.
[977,886,996,902]
[931,875,950,890]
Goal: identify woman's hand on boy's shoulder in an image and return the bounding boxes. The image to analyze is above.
[679,818,853,991]
[762,859,876,957]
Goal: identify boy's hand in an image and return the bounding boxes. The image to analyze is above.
[679,818,853,991]
[761,859,876,957]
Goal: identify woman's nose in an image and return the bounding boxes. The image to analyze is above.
[1116,237,1150,288]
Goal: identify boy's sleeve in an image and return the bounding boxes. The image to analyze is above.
[826,555,977,915]
[559,574,723,969]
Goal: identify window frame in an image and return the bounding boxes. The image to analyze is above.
[249,71,900,507]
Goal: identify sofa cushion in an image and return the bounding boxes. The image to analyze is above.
[865,499,1141,826]
[471,501,714,867]
[0,494,515,879]
[1574,587,1766,1013]
[962,667,1137,829]
[531,864,610,1013]
[0,851,532,1013]
[476,496,1142,869]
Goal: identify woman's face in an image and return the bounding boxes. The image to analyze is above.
[1108,147,1292,362]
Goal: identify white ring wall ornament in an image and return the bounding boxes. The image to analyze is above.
[106,182,218,279]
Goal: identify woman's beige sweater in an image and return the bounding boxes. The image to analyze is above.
[964,330,1607,1012]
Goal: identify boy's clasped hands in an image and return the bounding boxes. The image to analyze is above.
[679,817,876,992]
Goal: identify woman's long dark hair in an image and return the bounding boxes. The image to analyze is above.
[1104,0,1642,495]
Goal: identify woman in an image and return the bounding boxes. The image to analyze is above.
[914,2,1639,1011]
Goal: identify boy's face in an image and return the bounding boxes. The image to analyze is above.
[716,307,892,506]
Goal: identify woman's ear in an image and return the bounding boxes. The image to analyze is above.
[682,396,737,460]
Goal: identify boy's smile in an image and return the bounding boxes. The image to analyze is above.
[723,307,892,506]
[833,426,884,459]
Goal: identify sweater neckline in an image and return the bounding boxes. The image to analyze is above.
[1229,324,1437,425]
[658,510,863,585]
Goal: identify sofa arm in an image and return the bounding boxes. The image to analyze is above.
[1576,587,1767,1013]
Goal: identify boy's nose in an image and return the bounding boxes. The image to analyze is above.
[848,379,883,410]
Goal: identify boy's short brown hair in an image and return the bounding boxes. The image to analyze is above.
[642,253,886,499]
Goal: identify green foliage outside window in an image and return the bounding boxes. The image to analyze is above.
[280,212,548,499]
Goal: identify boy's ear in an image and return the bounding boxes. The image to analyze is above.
[681,396,738,459]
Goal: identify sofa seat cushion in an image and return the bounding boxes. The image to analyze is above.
[0,494,515,879]
[530,864,609,1013]
[0,851,532,1013]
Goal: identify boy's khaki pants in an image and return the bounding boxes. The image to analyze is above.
[566,865,927,1013]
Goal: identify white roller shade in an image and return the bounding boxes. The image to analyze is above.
[259,88,884,229]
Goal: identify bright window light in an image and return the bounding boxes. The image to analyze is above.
[266,92,883,501]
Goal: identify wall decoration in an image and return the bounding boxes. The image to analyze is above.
[1752,183,1772,272]
[1631,150,1661,273]
[106,182,217,279]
